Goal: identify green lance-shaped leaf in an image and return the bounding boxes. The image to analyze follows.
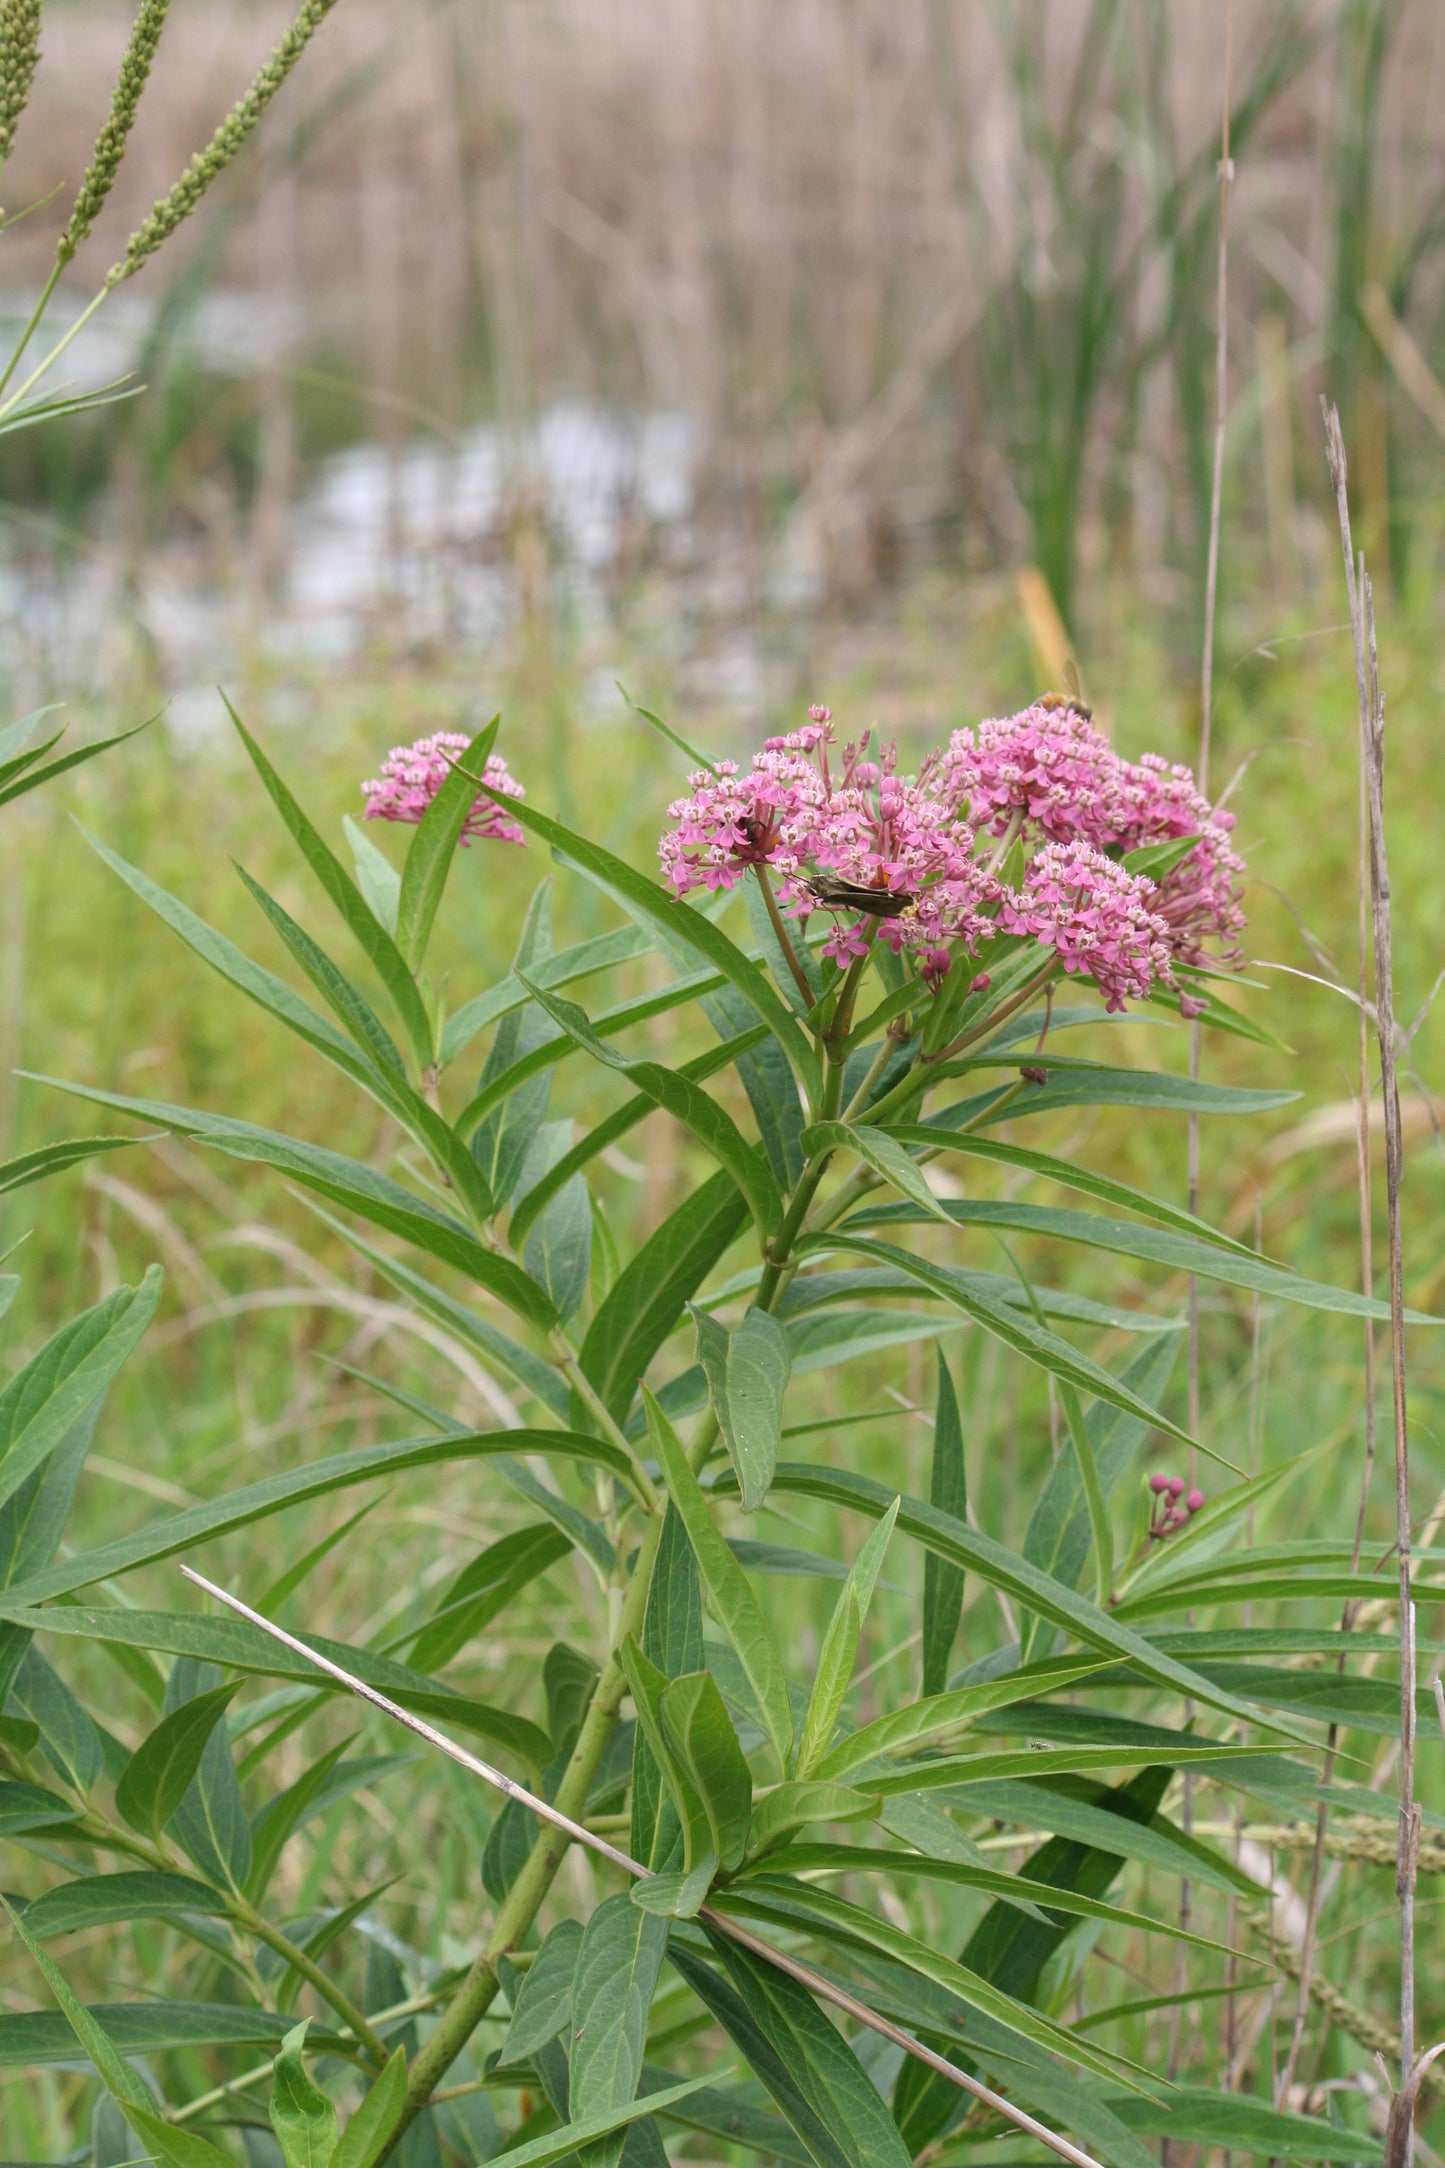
[518,974,784,1239]
[493,792,821,1098]
[500,1918,584,2062]
[799,1120,952,1224]
[568,1893,670,2168]
[1103,2088,1383,2161]
[689,1303,790,1512]
[629,1858,719,1919]
[645,1387,793,1773]
[394,716,500,969]
[6,1427,612,1606]
[930,1063,1299,1125]
[0,1134,143,1197]
[406,1523,570,1676]
[0,716,150,809]
[19,1870,226,1941]
[162,1659,251,1893]
[0,1267,161,1519]
[815,1651,1112,1783]
[343,815,402,935]
[817,1234,1209,1458]
[470,881,561,1203]
[619,1639,716,1882]
[718,1461,1310,1740]
[269,2019,340,2168]
[745,1780,878,1860]
[657,1670,754,1871]
[480,2078,711,2168]
[247,1736,357,1900]
[886,1125,1263,1256]
[25,1078,559,1333]
[2,1895,234,2168]
[10,1645,104,1791]
[922,1348,966,1697]
[795,1498,900,1779]
[848,1196,1435,1327]
[233,864,409,1083]
[328,2048,407,2168]
[0,1779,76,1834]
[669,1933,914,2168]
[581,1170,749,1426]
[441,919,657,1067]
[520,1123,593,1323]
[115,1679,240,1840]
[0,1999,345,2069]
[631,1503,703,1873]
[228,701,435,1062]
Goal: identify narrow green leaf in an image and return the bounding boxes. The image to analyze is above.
[3,1893,153,2109]
[270,2019,340,2168]
[795,1499,899,1778]
[720,1462,1307,1740]
[0,2000,344,2068]
[922,1349,966,1697]
[163,1659,251,1892]
[343,815,402,935]
[0,1135,143,1197]
[500,1919,584,2061]
[481,2078,711,2168]
[815,1653,1112,1782]
[658,1671,753,1870]
[631,1504,703,1872]
[26,1078,559,1331]
[581,1171,748,1424]
[1104,2087,1382,2161]
[621,1639,714,1877]
[891,1125,1262,1256]
[227,701,435,1061]
[746,1781,878,1859]
[496,794,821,1096]
[19,1871,224,1940]
[0,1269,161,1519]
[247,1736,357,1899]
[931,1064,1298,1123]
[818,1235,1209,1457]
[569,1893,669,2168]
[0,716,151,808]
[669,1935,913,2168]
[800,1121,951,1223]
[518,974,783,1237]
[955,1778,1256,1895]
[628,1859,718,1918]
[115,1681,240,1840]
[0,1779,78,1833]
[508,1029,767,1250]
[395,717,500,968]
[8,1429,615,1606]
[329,2048,407,2168]
[440,922,656,1067]
[10,1645,103,1791]
[645,1388,793,1773]
[690,1304,790,1512]
[406,1524,570,1674]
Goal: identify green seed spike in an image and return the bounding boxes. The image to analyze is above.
[57,0,172,267]
[0,0,41,170]
[106,0,339,288]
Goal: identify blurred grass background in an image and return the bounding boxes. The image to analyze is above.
[5,0,1445,2154]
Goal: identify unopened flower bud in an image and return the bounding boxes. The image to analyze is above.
[1186,1488,1205,1513]
[967,972,991,994]
[1166,1476,1185,1499]
[807,704,832,724]
[1148,1472,1170,1494]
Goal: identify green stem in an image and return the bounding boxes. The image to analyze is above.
[388,1503,668,2143]
[235,1898,390,2067]
[755,866,816,1010]
[0,259,63,402]
[0,280,113,423]
[840,1025,906,1121]
[549,1329,660,1511]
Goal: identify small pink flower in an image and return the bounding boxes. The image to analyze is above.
[942,704,1120,846]
[362,732,525,845]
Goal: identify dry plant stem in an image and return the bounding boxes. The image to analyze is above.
[180,1568,1111,2168]
[1323,401,1418,2133]
[1277,535,1384,2115]
[1172,7,1233,2106]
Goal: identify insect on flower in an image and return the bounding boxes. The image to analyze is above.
[806,874,917,919]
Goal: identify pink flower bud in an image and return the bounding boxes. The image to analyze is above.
[1186,1488,1205,1513]
[1166,1476,1185,1498]
[808,704,832,724]
[1148,1472,1171,1494]
[967,972,992,994]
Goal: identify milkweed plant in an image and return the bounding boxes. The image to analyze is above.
[0,690,1419,2168]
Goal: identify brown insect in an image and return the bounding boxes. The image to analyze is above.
[1037,660,1092,722]
[806,875,916,919]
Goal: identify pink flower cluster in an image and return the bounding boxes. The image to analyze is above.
[660,712,996,970]
[997,843,1171,1012]
[944,703,1244,967]
[362,732,526,846]
[1147,1471,1205,1540]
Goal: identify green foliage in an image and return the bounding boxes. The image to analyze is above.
[0,708,1422,2168]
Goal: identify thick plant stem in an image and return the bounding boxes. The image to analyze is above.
[390,1503,667,2138]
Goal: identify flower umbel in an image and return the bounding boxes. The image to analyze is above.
[363,732,525,845]
[998,842,1172,1012]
